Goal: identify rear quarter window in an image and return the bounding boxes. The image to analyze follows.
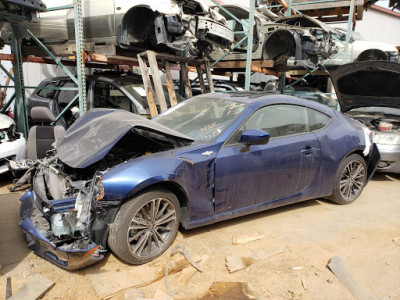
[308,108,332,131]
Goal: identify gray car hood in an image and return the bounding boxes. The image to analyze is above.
[330,61,400,112]
[56,109,194,168]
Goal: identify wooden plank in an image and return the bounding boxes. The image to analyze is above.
[8,275,54,300]
[180,62,193,98]
[147,51,168,112]
[204,60,215,93]
[163,60,178,106]
[288,69,328,76]
[137,54,158,118]
[196,65,207,94]
[250,65,279,76]
[293,0,363,11]
[307,7,349,17]
[212,60,274,69]
[317,15,350,22]
[118,49,203,66]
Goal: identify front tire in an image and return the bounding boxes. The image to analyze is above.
[108,188,180,265]
[329,154,367,205]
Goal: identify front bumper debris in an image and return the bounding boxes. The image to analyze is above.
[20,190,104,270]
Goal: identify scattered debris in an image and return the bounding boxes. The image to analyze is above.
[6,277,11,299]
[293,266,303,270]
[315,272,319,276]
[392,237,400,246]
[301,278,308,290]
[153,289,173,300]
[201,282,259,299]
[123,288,144,300]
[225,248,286,273]
[86,246,202,299]
[226,254,258,273]
[8,275,54,300]
[176,255,208,287]
[288,290,296,298]
[327,277,333,283]
[327,256,377,300]
[232,232,266,245]
[165,245,204,296]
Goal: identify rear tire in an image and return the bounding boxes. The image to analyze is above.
[328,154,367,205]
[108,188,180,265]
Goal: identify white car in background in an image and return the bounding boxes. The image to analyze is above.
[0,114,26,174]
[328,28,399,65]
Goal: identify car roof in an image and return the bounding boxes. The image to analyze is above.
[197,92,336,116]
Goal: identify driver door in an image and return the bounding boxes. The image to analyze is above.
[214,104,321,213]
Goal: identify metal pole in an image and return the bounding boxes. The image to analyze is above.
[26,29,79,85]
[343,0,356,63]
[287,0,293,16]
[10,37,28,137]
[73,0,87,115]
[280,0,292,94]
[244,0,255,91]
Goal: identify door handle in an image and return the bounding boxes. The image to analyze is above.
[301,147,316,155]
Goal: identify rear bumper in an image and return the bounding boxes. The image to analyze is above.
[19,190,104,270]
[376,143,400,174]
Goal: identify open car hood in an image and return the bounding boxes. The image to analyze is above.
[330,61,400,112]
[56,109,194,169]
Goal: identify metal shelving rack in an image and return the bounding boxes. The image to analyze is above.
[0,0,360,137]
[0,0,87,137]
[210,0,357,95]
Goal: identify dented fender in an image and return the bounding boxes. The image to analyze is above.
[100,143,222,225]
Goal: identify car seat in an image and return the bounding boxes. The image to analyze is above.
[26,107,65,160]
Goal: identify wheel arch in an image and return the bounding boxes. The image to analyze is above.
[263,29,302,65]
[355,49,388,62]
[117,5,157,46]
[344,145,379,181]
[116,180,190,227]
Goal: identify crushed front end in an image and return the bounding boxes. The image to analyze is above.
[19,157,117,270]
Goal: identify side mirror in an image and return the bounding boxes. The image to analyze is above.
[239,129,270,152]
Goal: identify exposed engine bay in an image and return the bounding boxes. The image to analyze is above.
[18,109,194,253]
[346,111,400,133]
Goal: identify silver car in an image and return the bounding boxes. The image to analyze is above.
[331,61,400,173]
[211,5,337,67]
[27,0,234,57]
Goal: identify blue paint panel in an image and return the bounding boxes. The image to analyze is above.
[20,93,379,269]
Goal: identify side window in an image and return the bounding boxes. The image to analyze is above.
[308,108,331,131]
[226,104,309,145]
[57,81,78,106]
[37,82,58,99]
[93,82,134,113]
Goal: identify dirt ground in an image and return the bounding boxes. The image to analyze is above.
[0,171,399,300]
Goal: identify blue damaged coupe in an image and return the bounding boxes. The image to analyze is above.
[20,92,380,269]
